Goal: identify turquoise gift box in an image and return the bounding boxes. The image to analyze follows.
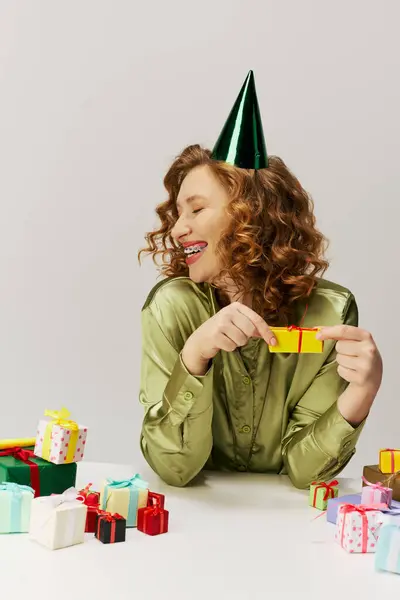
[0,482,35,533]
[375,524,400,575]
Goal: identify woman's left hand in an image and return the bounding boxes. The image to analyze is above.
[316,325,383,398]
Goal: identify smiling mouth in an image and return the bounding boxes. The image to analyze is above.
[184,243,208,265]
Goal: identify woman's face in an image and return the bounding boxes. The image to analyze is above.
[171,165,230,283]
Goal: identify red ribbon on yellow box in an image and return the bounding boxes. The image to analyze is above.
[269,326,323,354]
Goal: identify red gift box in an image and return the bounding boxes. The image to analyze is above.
[137,505,169,536]
[78,482,100,533]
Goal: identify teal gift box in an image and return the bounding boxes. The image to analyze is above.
[375,524,400,575]
[99,475,149,527]
[0,482,35,533]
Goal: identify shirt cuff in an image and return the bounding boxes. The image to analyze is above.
[312,401,366,461]
[164,353,213,425]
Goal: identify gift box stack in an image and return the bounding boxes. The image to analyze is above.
[0,406,170,550]
[309,447,400,576]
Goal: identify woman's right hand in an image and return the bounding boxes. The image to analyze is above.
[181,302,277,376]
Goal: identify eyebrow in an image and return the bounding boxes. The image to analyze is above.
[176,194,208,210]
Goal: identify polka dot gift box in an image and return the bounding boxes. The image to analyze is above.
[34,407,88,465]
[335,503,386,553]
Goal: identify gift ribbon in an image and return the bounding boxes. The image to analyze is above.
[287,326,319,352]
[386,470,400,487]
[102,475,148,526]
[96,511,124,543]
[380,449,400,473]
[0,446,41,497]
[0,482,34,533]
[42,407,79,463]
[311,479,338,505]
[46,486,84,509]
[339,504,384,553]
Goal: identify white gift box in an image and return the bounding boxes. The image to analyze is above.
[34,421,88,465]
[335,505,384,553]
[29,487,87,550]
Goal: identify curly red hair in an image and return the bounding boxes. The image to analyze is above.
[138,144,329,325]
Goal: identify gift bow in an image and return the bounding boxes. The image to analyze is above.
[362,475,391,494]
[46,487,84,508]
[312,479,338,501]
[287,326,320,352]
[0,482,35,496]
[97,510,124,522]
[0,446,36,462]
[44,407,79,431]
[0,446,40,497]
[80,482,100,506]
[105,475,148,490]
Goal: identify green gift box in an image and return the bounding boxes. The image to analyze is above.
[0,446,76,497]
[309,479,339,510]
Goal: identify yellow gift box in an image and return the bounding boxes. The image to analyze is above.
[100,475,149,527]
[269,326,323,353]
[379,449,400,474]
[0,438,36,450]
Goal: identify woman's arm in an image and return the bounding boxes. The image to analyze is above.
[281,296,368,488]
[139,305,214,487]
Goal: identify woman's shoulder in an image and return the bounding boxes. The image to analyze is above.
[141,276,213,333]
[142,276,207,310]
[305,277,358,326]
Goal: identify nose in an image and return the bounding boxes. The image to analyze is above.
[171,214,192,242]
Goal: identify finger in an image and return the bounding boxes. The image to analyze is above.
[216,332,239,353]
[235,303,277,346]
[316,325,370,342]
[231,311,258,338]
[223,322,249,347]
[336,353,358,371]
[337,364,360,383]
[336,340,360,357]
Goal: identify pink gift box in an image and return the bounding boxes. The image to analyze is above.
[335,503,386,553]
[361,475,392,507]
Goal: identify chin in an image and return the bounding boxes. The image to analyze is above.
[188,271,206,284]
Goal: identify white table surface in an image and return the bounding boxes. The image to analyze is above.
[1,461,399,599]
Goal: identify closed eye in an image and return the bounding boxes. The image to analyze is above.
[192,208,203,214]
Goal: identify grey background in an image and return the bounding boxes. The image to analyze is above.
[0,0,398,477]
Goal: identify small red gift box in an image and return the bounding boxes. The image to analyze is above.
[78,482,100,533]
[137,491,168,536]
[137,506,169,536]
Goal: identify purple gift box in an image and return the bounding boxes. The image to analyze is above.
[326,493,361,524]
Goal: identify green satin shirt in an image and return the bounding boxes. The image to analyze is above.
[139,276,365,488]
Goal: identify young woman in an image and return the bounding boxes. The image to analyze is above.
[138,71,382,488]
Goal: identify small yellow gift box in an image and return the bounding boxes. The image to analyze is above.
[379,449,400,474]
[269,326,323,353]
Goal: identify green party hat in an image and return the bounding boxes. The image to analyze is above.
[211,70,268,169]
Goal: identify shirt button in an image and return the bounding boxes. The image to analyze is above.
[184,391,193,401]
[240,425,251,434]
[242,376,250,385]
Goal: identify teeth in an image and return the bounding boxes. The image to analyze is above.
[184,245,206,255]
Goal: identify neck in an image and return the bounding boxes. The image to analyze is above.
[216,279,253,309]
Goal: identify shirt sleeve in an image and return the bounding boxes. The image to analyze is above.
[281,295,366,488]
[139,305,214,487]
